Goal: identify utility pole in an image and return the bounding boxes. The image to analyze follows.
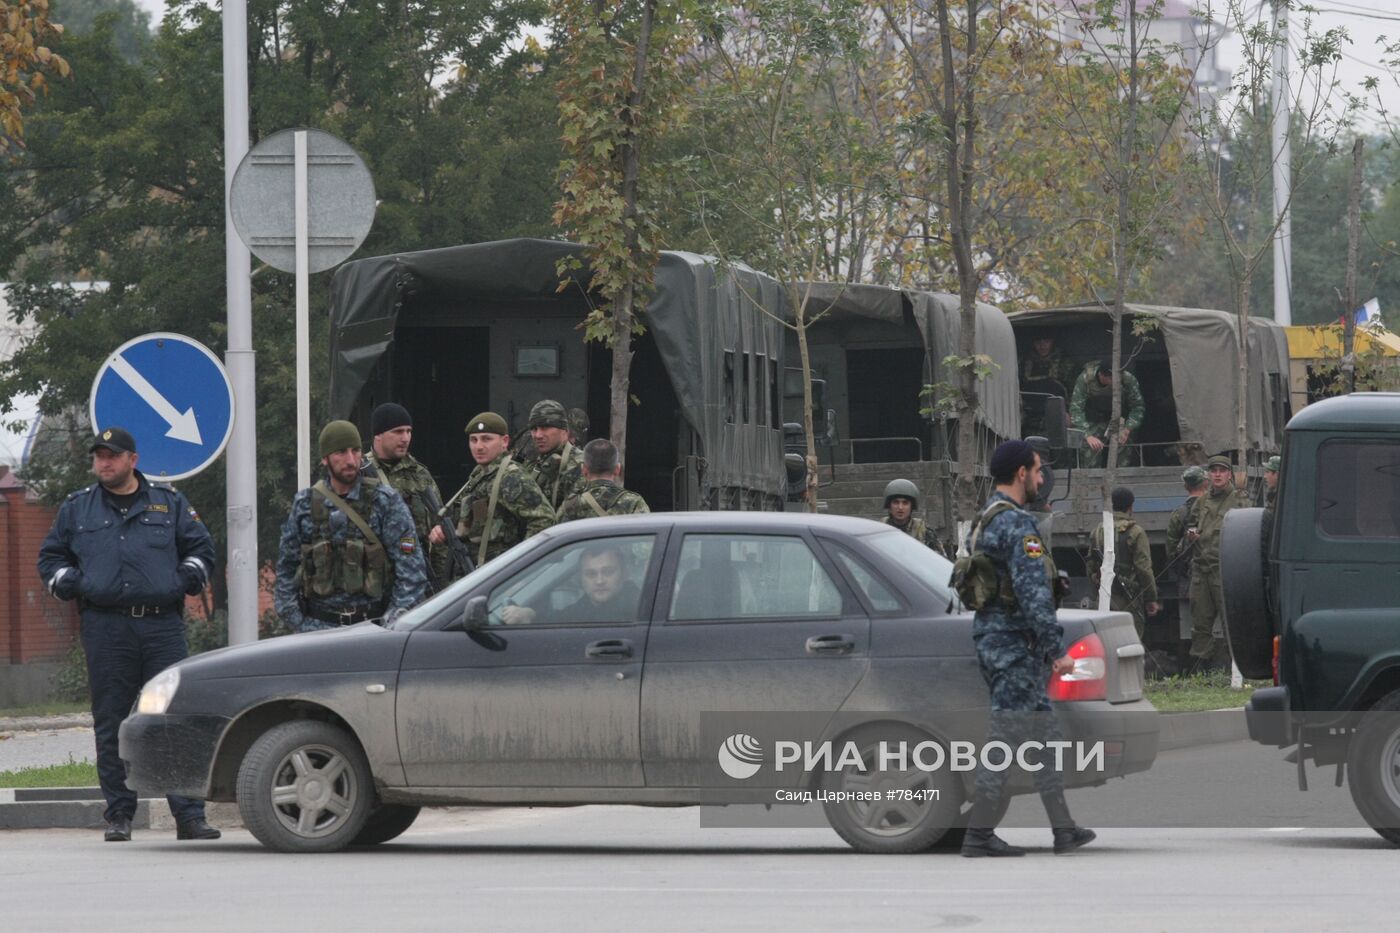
[222,0,258,645]
[1271,0,1292,326]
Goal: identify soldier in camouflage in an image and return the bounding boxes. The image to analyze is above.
[879,478,941,552]
[523,399,587,512]
[361,403,453,589]
[556,438,651,522]
[1070,359,1145,468]
[1166,466,1207,645]
[961,440,1095,859]
[1021,333,1076,393]
[275,420,428,632]
[456,412,555,565]
[1086,487,1160,639]
[1188,454,1251,668]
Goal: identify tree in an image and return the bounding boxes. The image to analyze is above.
[1,0,70,150]
[1182,0,1351,459]
[52,0,149,60]
[552,0,690,469]
[0,2,560,610]
[1047,0,1194,494]
[671,0,886,510]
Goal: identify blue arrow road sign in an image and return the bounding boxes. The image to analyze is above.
[89,333,235,481]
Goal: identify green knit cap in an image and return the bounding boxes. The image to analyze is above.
[318,420,361,458]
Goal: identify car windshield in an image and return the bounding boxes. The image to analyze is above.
[864,528,961,611]
[388,533,556,631]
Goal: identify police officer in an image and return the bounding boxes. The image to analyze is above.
[362,402,454,588]
[1166,466,1207,647]
[1087,487,1160,639]
[37,427,220,843]
[456,412,555,564]
[880,479,941,552]
[1070,358,1145,467]
[961,440,1095,858]
[1186,454,1251,669]
[556,438,651,522]
[523,399,586,512]
[275,420,428,632]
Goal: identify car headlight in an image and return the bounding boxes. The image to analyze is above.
[136,667,181,715]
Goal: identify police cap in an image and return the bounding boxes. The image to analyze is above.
[527,399,570,430]
[90,426,136,454]
[318,420,361,458]
[465,412,509,437]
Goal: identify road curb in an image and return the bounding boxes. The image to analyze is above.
[0,787,241,831]
[0,713,94,734]
[1157,708,1248,751]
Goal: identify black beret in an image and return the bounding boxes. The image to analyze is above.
[990,440,1037,481]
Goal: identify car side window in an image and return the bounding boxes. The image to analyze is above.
[1316,441,1400,539]
[831,547,904,614]
[668,534,843,621]
[488,535,655,626]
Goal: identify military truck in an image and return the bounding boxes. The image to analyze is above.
[1229,393,1400,844]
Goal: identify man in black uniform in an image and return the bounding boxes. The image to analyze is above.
[37,427,221,843]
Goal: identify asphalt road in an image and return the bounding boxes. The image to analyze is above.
[0,727,95,772]
[3,740,1393,932]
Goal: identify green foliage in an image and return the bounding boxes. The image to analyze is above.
[0,1,560,605]
[0,0,70,151]
[1145,670,1267,712]
[51,640,89,704]
[51,0,151,61]
[0,755,98,788]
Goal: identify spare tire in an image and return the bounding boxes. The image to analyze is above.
[1221,507,1273,679]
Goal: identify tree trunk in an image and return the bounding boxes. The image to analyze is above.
[1103,2,1139,502]
[609,288,635,481]
[796,311,818,513]
[1342,138,1364,395]
[1235,275,1251,464]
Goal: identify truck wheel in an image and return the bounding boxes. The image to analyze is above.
[236,720,374,853]
[351,804,421,846]
[821,725,963,853]
[1347,691,1400,847]
[1220,508,1273,679]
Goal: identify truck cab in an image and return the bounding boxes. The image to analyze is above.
[1228,393,1400,844]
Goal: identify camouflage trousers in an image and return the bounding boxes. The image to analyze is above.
[972,634,1067,800]
[1188,566,1230,662]
[1077,425,1137,468]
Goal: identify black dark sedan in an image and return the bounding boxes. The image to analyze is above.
[121,512,1157,853]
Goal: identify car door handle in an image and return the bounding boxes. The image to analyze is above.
[585,639,633,659]
[806,634,855,655]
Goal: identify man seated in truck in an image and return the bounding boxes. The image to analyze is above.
[1070,359,1145,468]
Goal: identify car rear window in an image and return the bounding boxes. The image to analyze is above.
[669,534,843,621]
[1316,440,1400,539]
[865,529,959,609]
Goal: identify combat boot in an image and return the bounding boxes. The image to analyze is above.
[960,793,1025,858]
[1042,790,1096,854]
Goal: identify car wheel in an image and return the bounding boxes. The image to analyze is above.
[1346,691,1400,847]
[351,804,422,846]
[236,720,374,853]
[821,725,964,854]
[1220,507,1273,679]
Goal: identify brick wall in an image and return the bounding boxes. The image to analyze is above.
[1,478,80,664]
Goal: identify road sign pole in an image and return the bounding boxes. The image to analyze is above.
[223,0,259,646]
[294,130,311,489]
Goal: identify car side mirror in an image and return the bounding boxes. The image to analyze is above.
[462,595,488,631]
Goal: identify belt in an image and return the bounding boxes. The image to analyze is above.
[81,601,181,618]
[304,604,384,626]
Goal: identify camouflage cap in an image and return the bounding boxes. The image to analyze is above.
[465,412,508,436]
[1206,454,1233,471]
[1264,455,1281,473]
[318,420,361,458]
[1181,465,1207,487]
[527,399,570,430]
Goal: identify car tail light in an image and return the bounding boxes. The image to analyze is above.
[1272,635,1280,685]
[1048,633,1107,702]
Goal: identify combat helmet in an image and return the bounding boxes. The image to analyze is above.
[883,478,920,510]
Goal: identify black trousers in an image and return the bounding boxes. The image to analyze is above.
[80,609,205,824]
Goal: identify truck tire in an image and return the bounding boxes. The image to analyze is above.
[1346,690,1400,847]
[1220,508,1273,679]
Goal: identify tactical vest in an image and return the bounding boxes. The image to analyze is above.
[1084,378,1113,423]
[300,476,390,603]
[953,501,1057,611]
[1095,517,1139,598]
[368,456,434,538]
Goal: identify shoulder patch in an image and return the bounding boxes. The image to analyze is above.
[1022,535,1045,559]
[187,506,202,522]
[399,536,417,554]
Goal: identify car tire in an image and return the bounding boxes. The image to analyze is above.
[1346,691,1400,847]
[1220,508,1273,679]
[236,719,375,853]
[820,725,964,854]
[351,804,421,846]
